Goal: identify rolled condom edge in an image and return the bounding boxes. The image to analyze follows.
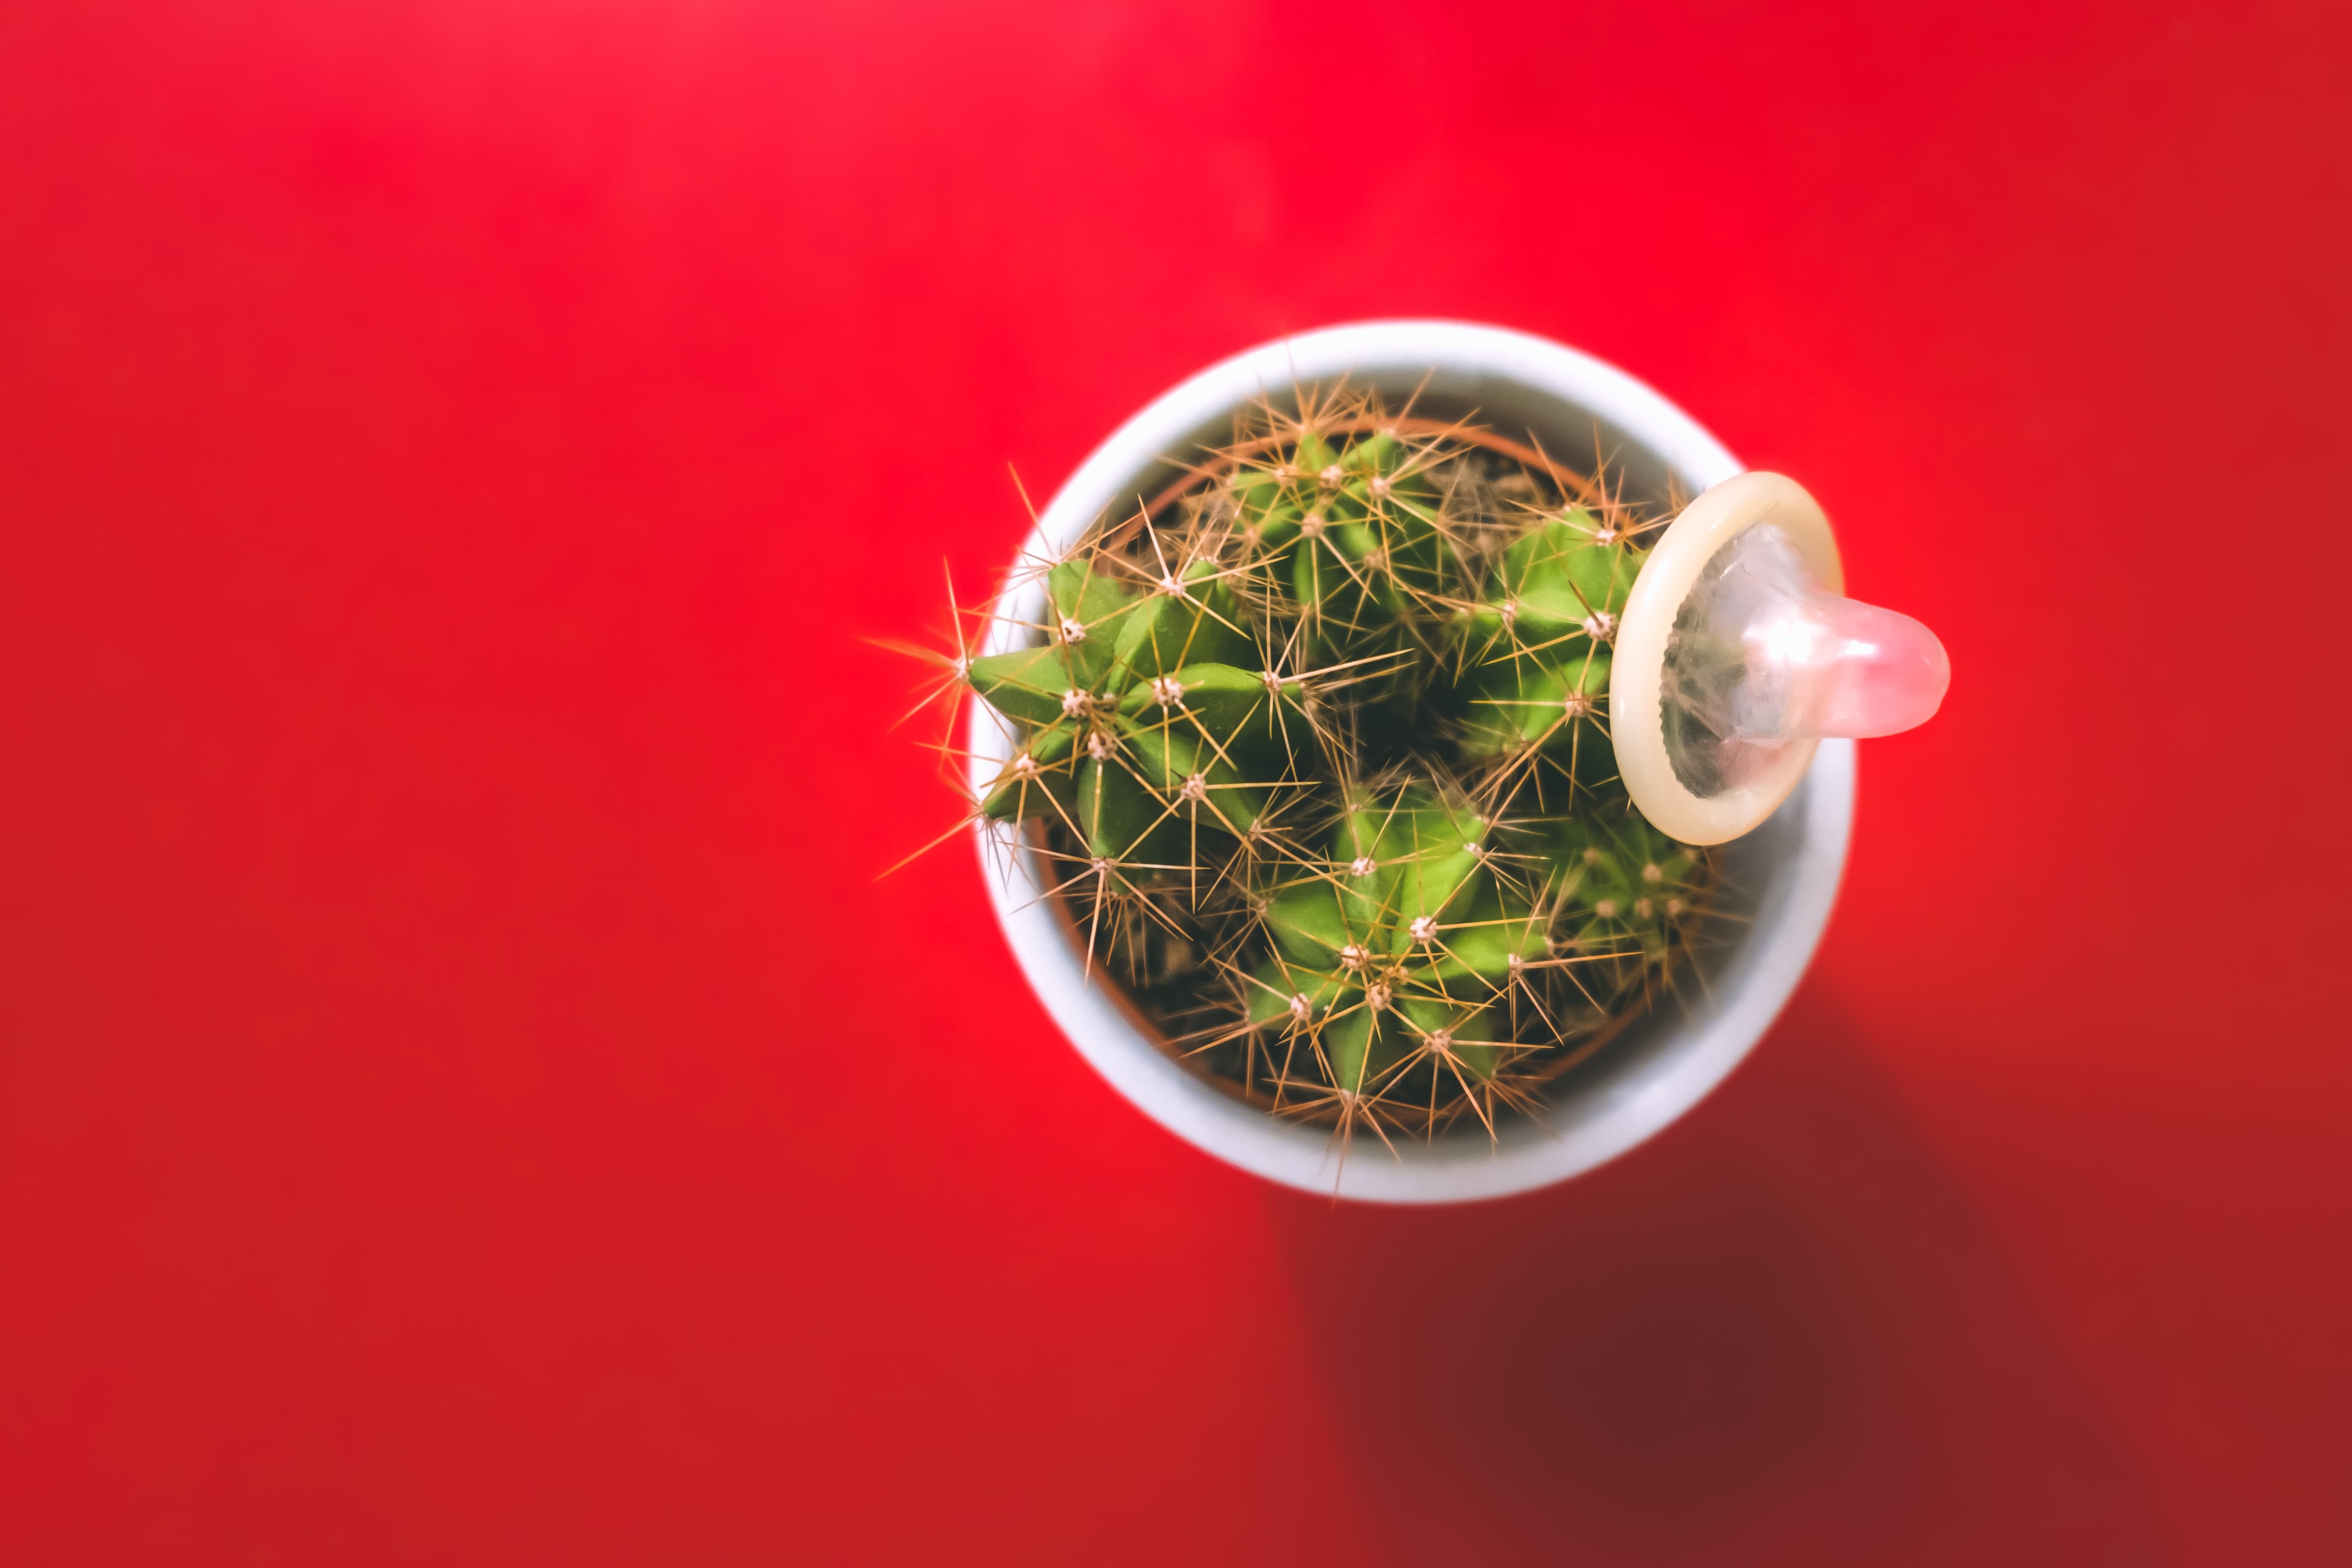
[1614,471,1842,846]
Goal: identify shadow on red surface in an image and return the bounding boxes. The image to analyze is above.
[1266,986,2164,1564]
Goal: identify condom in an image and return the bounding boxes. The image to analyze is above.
[1613,472,1948,844]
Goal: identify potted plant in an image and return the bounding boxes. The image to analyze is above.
[930,321,1938,1203]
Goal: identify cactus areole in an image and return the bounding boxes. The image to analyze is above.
[935,324,1882,1197]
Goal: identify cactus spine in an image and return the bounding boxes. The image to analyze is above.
[952,386,1713,1143]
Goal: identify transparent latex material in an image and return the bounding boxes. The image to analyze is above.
[1661,525,1949,799]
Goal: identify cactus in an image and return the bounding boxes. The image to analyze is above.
[942,386,1717,1144]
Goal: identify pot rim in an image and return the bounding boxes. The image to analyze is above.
[967,319,1852,1204]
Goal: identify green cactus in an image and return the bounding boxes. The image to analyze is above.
[945,387,1716,1142]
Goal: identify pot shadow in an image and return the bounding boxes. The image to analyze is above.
[1263,985,2166,1566]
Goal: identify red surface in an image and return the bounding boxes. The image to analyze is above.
[3,2,2347,1562]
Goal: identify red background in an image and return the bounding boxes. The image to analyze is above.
[3,2,2347,1562]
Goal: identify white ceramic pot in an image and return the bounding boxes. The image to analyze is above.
[969,321,1853,1204]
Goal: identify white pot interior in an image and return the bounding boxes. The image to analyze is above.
[969,321,1853,1204]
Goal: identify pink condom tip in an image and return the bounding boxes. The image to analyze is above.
[1796,596,1950,739]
